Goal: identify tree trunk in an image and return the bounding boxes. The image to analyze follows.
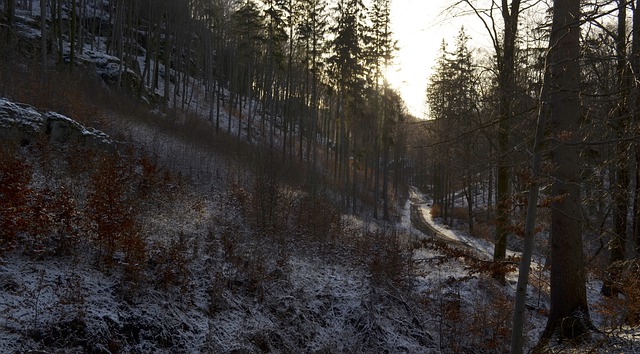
[6,0,15,45]
[537,0,591,344]
[634,0,640,259]
[70,0,76,67]
[40,0,46,68]
[494,0,521,278]
[511,53,550,354]
[602,0,631,296]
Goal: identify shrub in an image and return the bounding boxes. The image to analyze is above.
[0,148,32,254]
[452,207,469,221]
[368,228,413,288]
[294,194,341,246]
[250,157,284,236]
[430,203,442,218]
[594,260,640,327]
[85,155,140,266]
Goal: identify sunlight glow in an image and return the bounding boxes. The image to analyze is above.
[389,0,488,119]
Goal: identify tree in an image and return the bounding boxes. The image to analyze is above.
[457,0,522,279]
[633,0,640,259]
[297,0,328,194]
[510,36,551,354]
[40,0,46,68]
[603,0,631,297]
[367,0,395,219]
[537,0,591,344]
[425,29,480,228]
[426,40,455,222]
[328,0,367,210]
[495,0,520,274]
[5,0,15,42]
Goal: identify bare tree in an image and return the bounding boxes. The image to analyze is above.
[455,0,522,278]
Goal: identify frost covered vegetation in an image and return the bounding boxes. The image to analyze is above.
[0,97,427,352]
[1,0,640,353]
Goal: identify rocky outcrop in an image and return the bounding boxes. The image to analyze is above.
[0,98,114,151]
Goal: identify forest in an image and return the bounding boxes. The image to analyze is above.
[0,0,639,353]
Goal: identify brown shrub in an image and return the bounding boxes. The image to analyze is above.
[470,222,492,242]
[368,228,413,287]
[0,148,32,254]
[148,234,189,293]
[594,260,640,327]
[294,195,341,246]
[436,277,514,353]
[430,203,442,218]
[452,207,469,221]
[85,155,140,266]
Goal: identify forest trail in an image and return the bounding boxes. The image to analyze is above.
[408,186,501,263]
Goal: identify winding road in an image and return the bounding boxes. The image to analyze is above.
[408,186,493,261]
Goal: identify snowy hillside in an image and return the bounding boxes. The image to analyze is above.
[2,0,640,352]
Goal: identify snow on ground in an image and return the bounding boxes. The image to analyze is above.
[0,98,113,148]
[407,185,640,352]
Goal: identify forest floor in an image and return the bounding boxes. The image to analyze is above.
[406,185,640,353]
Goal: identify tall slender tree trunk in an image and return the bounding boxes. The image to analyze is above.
[494,1,522,278]
[382,134,390,220]
[633,0,640,259]
[40,0,47,69]
[602,0,630,296]
[511,53,550,354]
[5,0,15,45]
[56,0,62,63]
[69,0,76,68]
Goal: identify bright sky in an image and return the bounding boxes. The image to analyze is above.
[388,0,488,118]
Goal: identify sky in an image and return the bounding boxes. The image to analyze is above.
[388,0,488,118]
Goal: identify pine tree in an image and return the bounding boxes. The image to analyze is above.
[328,0,368,210]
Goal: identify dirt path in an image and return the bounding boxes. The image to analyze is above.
[408,187,491,261]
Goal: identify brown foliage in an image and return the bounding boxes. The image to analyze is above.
[0,148,32,253]
[294,195,342,245]
[452,207,469,221]
[433,277,515,353]
[594,260,640,327]
[86,155,142,267]
[148,234,189,292]
[368,228,413,287]
[430,203,442,218]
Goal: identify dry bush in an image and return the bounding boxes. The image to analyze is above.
[0,147,33,254]
[624,263,640,326]
[1,147,86,258]
[148,234,190,293]
[368,228,413,288]
[294,194,342,247]
[595,292,627,329]
[469,221,493,242]
[430,203,442,218]
[594,260,640,328]
[228,179,250,218]
[49,186,81,256]
[464,280,513,352]
[248,156,298,239]
[251,172,282,235]
[345,227,413,288]
[85,155,143,268]
[217,225,283,302]
[452,207,469,221]
[437,277,514,353]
